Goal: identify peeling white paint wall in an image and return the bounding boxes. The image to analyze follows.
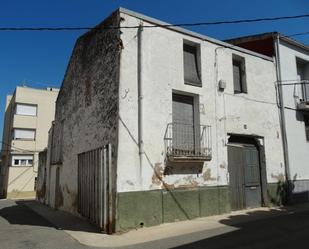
[117,13,285,193]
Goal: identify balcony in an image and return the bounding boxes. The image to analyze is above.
[297,80,309,112]
[164,123,212,162]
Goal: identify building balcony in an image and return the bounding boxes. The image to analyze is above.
[297,81,309,112]
[164,123,212,162]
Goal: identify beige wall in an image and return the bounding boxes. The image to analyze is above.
[1,86,58,197]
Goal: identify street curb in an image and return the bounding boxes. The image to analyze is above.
[22,200,309,248]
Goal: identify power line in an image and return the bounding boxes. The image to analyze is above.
[0,140,38,153]
[286,31,309,38]
[0,13,309,31]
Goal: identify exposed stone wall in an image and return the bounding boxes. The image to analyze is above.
[36,150,47,203]
[51,10,121,213]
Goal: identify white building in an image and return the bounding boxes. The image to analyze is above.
[0,86,59,199]
[227,33,309,203]
[40,8,285,233]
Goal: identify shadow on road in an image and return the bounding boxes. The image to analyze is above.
[0,200,54,227]
[0,199,101,234]
[171,206,309,249]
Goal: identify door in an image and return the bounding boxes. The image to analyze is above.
[228,144,262,210]
[243,146,262,208]
[172,93,195,155]
[228,145,245,210]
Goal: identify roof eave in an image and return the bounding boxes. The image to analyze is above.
[118,7,273,61]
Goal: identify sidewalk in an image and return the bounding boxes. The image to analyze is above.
[22,199,309,248]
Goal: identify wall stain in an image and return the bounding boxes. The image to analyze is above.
[177,177,198,189]
[152,163,164,186]
[219,163,226,169]
[36,182,46,202]
[72,194,78,208]
[85,79,92,107]
[202,168,216,181]
[56,188,64,208]
[170,176,198,189]
[126,180,134,186]
[271,173,285,182]
[64,184,71,194]
[163,182,175,190]
[64,184,78,208]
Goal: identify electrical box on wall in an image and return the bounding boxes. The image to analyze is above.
[218,80,226,91]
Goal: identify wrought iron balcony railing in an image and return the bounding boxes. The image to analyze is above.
[164,123,212,161]
[297,80,309,112]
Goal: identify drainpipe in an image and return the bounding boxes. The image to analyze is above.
[214,47,223,185]
[137,23,144,187]
[274,33,291,188]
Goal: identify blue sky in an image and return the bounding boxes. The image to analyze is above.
[0,0,309,142]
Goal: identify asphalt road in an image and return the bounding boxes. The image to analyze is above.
[1,199,309,249]
[125,208,309,249]
[0,199,94,249]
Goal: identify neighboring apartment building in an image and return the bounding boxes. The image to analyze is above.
[226,33,309,203]
[0,86,59,198]
[38,8,285,233]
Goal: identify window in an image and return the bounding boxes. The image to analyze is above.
[305,116,309,142]
[15,104,37,116]
[183,42,201,86]
[11,155,34,166]
[233,55,247,94]
[296,58,309,102]
[13,129,36,140]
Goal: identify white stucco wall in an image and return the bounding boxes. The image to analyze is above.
[117,13,285,193]
[278,40,309,181]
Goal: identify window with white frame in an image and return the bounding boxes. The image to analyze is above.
[13,129,36,140]
[11,155,34,166]
[15,104,37,116]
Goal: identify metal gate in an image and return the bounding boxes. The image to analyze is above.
[77,144,113,233]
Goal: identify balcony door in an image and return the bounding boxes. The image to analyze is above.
[172,93,195,155]
[297,58,309,103]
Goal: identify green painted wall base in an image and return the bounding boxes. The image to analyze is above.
[116,186,231,232]
[267,182,286,206]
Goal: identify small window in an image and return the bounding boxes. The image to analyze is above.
[183,42,201,86]
[305,116,309,142]
[233,55,247,94]
[11,155,34,166]
[13,129,36,140]
[15,104,37,116]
